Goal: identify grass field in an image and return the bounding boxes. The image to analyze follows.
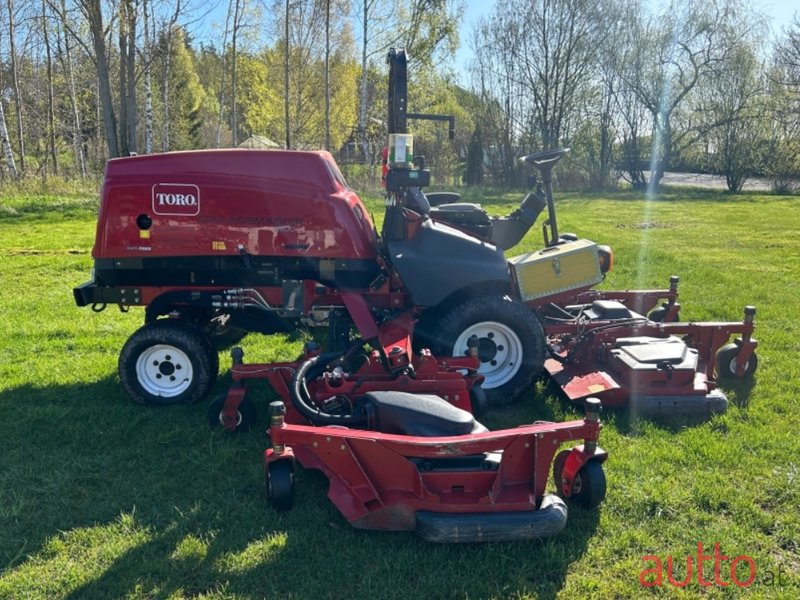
[1,183,799,599]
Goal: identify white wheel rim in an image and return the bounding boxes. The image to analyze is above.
[729,357,749,375]
[218,407,243,427]
[135,344,194,397]
[452,321,523,389]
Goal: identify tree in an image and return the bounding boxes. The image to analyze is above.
[701,43,766,191]
[118,0,138,156]
[470,8,523,185]
[42,0,58,174]
[621,0,757,187]
[78,0,120,158]
[514,0,607,150]
[143,0,154,153]
[768,16,800,192]
[52,0,87,175]
[464,125,483,185]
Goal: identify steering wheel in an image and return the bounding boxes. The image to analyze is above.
[520,148,570,168]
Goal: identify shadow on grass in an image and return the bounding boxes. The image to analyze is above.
[0,377,602,600]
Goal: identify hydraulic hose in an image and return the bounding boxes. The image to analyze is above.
[289,352,369,427]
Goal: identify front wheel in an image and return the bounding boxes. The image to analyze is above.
[430,296,545,406]
[119,320,218,405]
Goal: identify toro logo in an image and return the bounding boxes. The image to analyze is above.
[152,183,200,216]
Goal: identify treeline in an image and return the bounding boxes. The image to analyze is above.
[0,0,461,184]
[470,0,800,192]
[0,0,799,192]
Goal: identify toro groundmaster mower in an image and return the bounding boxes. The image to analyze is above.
[71,48,759,540]
[73,47,757,420]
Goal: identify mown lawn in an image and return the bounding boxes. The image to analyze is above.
[0,184,798,599]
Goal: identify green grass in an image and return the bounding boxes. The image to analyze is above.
[1,186,799,599]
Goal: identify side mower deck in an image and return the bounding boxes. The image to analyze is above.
[542,295,757,419]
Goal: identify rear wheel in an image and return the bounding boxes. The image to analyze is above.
[119,320,218,405]
[431,296,545,406]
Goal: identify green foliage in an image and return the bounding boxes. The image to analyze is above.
[155,29,210,150]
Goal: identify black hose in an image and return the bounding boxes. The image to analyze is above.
[289,352,368,427]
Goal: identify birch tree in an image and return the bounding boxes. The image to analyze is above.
[6,0,25,171]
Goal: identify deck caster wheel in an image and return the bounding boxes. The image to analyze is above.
[267,460,295,512]
[553,452,606,508]
[119,320,218,405]
[469,385,488,417]
[208,394,257,432]
[571,461,606,508]
[648,304,679,322]
[716,343,758,379]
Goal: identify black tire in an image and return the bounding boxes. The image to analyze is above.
[648,304,679,323]
[570,461,606,508]
[430,296,545,406]
[716,343,758,379]
[553,451,606,508]
[469,384,488,417]
[266,460,295,512]
[119,320,218,405]
[208,394,257,432]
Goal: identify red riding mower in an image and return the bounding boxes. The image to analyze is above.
[71,47,756,539]
[73,47,757,422]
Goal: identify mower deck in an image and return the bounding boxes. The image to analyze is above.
[542,295,757,419]
[265,397,606,543]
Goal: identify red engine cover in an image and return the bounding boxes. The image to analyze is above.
[93,149,377,261]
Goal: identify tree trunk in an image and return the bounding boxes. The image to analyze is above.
[7,0,25,172]
[215,0,234,148]
[0,97,18,178]
[283,0,290,149]
[143,0,153,153]
[231,0,243,146]
[324,0,330,150]
[118,5,130,156]
[57,0,86,176]
[82,0,119,158]
[358,0,369,163]
[124,0,137,153]
[162,2,181,151]
[42,0,58,175]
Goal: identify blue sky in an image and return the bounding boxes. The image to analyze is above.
[193,0,800,81]
[453,0,800,82]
